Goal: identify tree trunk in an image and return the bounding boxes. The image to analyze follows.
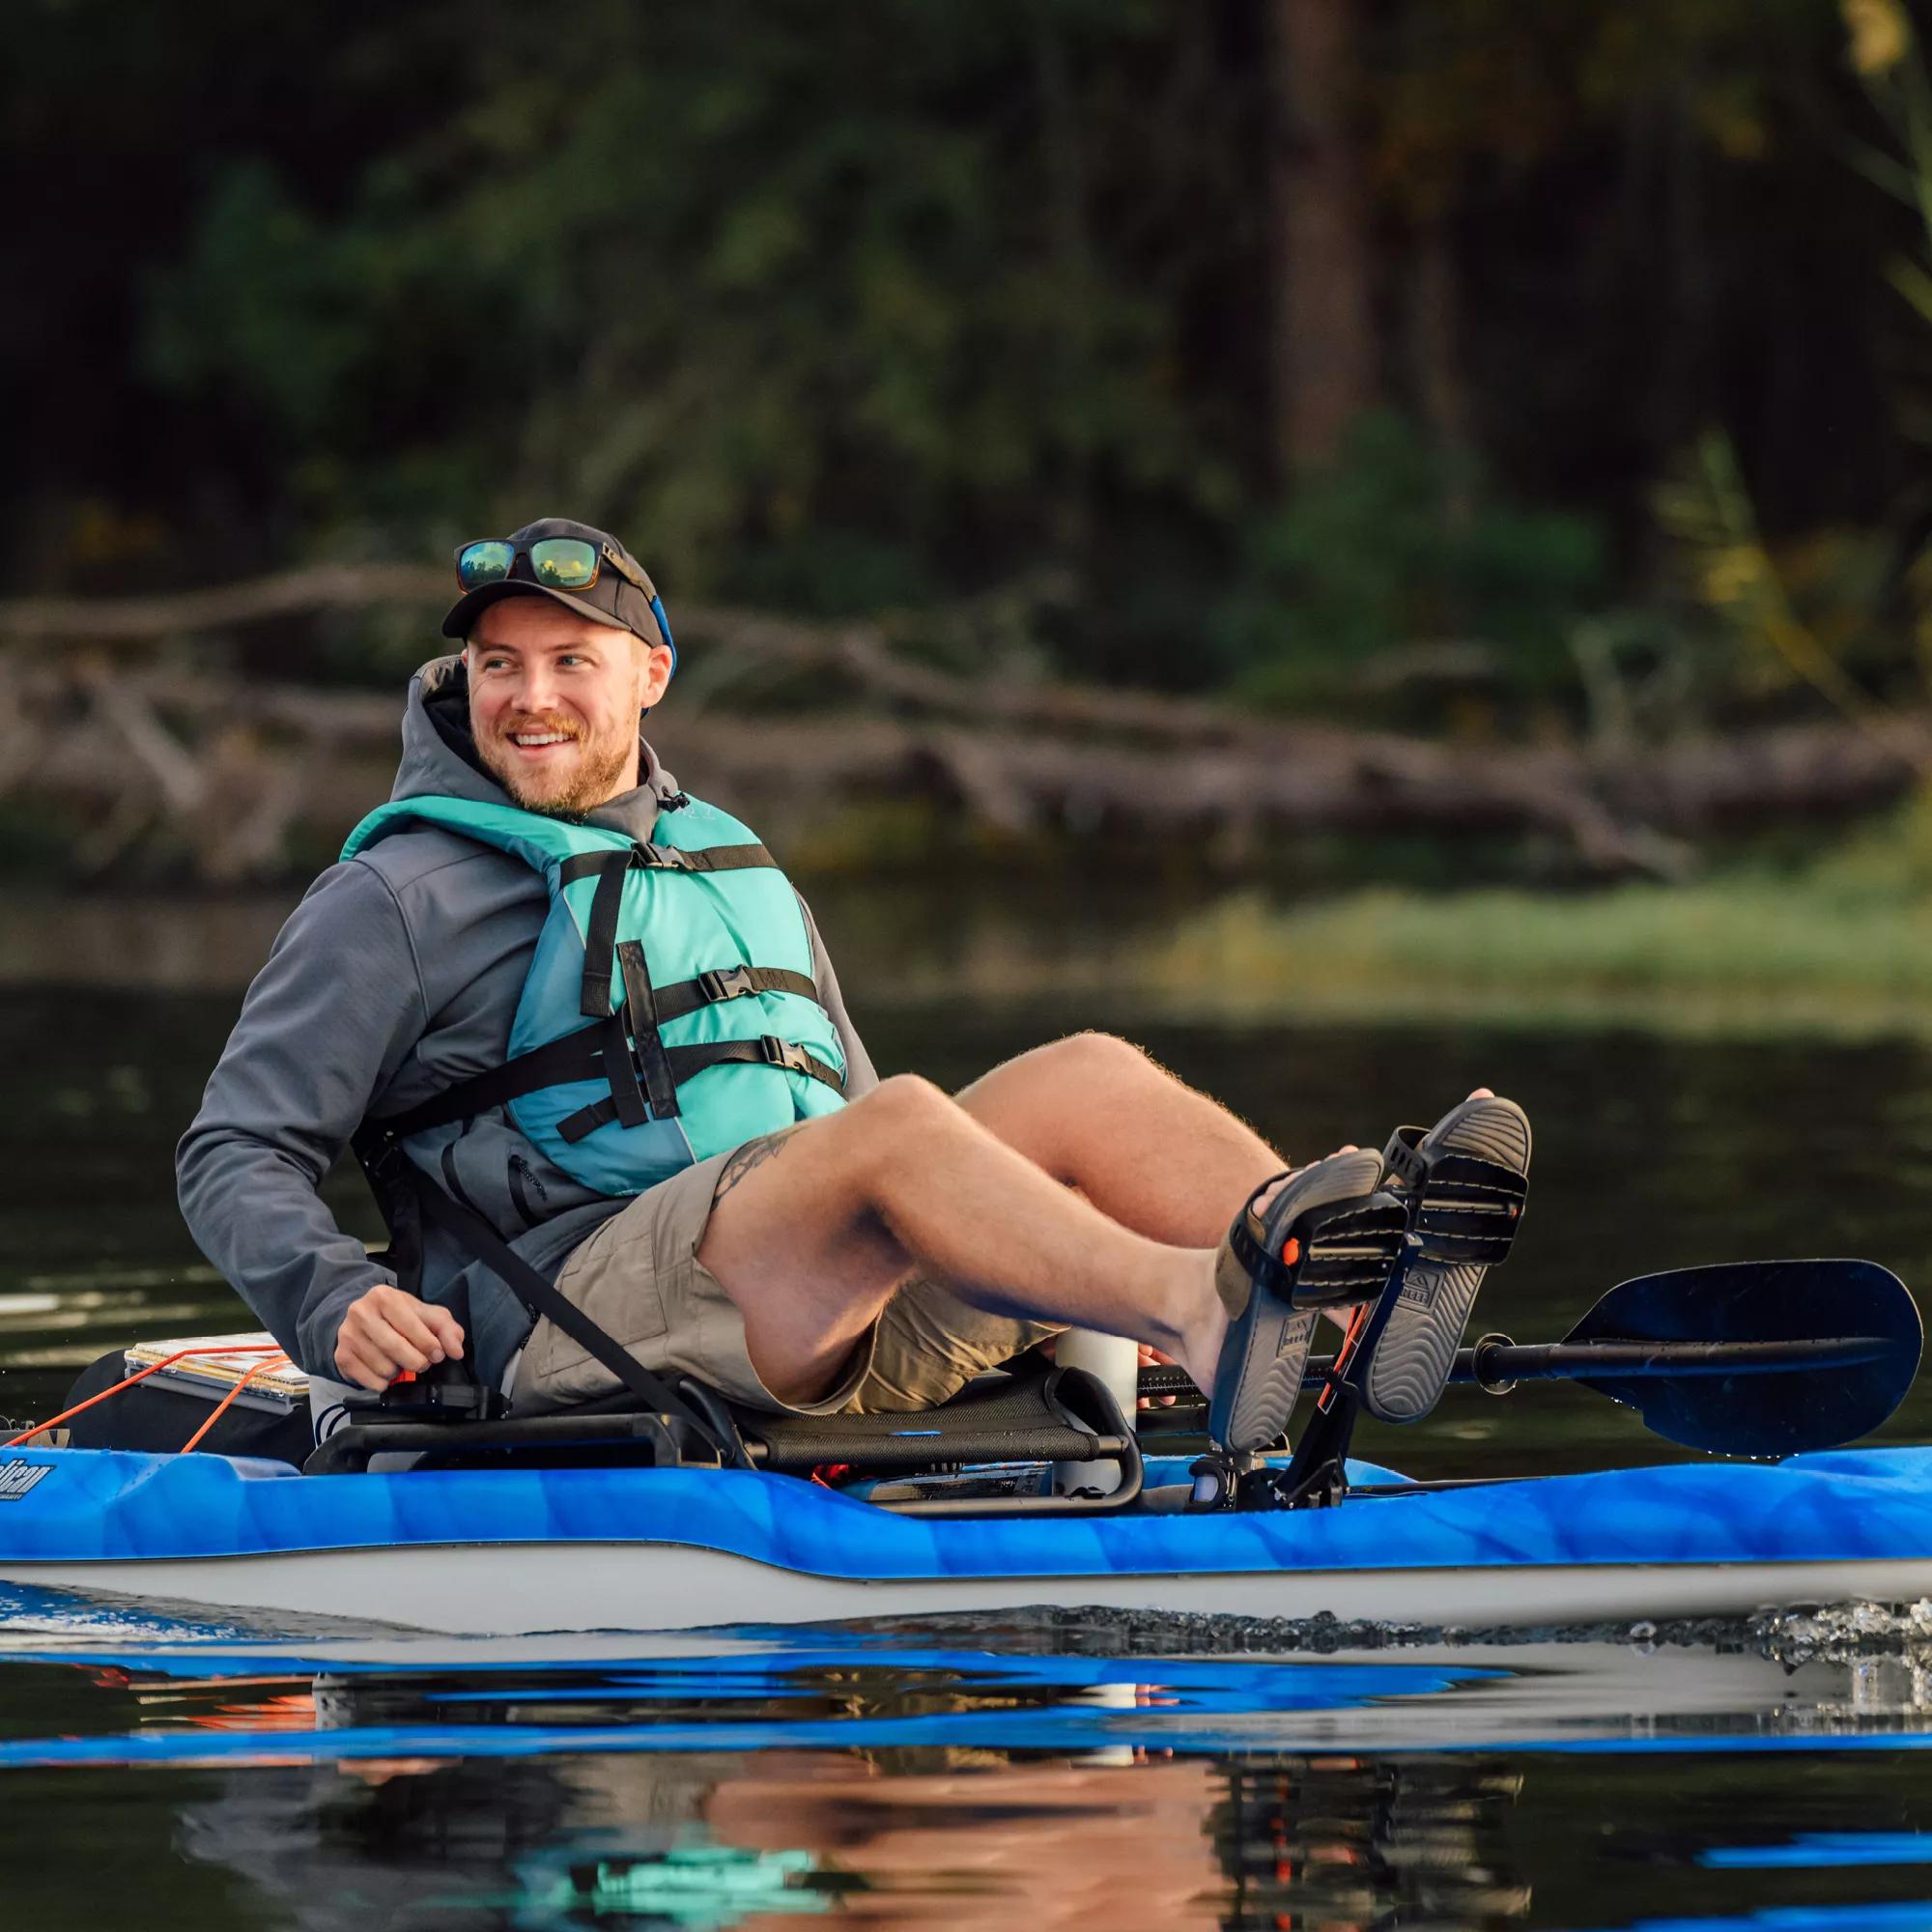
[1269,0,1380,473]
[1409,211,1468,449]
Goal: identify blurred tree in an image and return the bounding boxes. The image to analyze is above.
[3,0,1923,717]
[1269,0,1380,472]
[138,1,1245,622]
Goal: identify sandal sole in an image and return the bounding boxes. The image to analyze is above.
[1364,1098,1531,1426]
[1211,1151,1405,1452]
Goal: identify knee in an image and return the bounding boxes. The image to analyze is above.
[844,1074,956,1187]
[1043,1030,1151,1084]
[852,1072,954,1144]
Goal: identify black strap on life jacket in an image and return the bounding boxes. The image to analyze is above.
[352,1124,746,1463]
[554,1037,847,1144]
[387,838,841,1143]
[373,975,839,1145]
[558,841,780,887]
[576,841,781,1015]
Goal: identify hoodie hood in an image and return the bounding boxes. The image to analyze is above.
[397,654,682,843]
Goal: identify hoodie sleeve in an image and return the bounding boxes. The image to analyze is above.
[176,860,429,1376]
[796,895,878,1098]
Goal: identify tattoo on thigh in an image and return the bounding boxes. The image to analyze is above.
[714,1127,797,1202]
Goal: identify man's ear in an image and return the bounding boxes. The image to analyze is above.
[639,642,674,709]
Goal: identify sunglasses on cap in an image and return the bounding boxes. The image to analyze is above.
[454,535,652,597]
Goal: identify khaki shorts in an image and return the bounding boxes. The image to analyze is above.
[512,1145,1062,1416]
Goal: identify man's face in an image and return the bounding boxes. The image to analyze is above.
[466,599,671,814]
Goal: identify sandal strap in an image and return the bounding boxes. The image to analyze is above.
[1379,1126,1527,1265]
[1380,1124,1428,1187]
[1229,1177,1410,1309]
[1228,1173,1293,1297]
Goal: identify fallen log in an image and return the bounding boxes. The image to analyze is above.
[0,566,1496,745]
[4,565,1923,880]
[7,647,1930,884]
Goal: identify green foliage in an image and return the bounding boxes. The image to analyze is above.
[1211,414,1607,708]
[1654,430,1910,716]
[136,1,1223,612]
[7,0,1925,730]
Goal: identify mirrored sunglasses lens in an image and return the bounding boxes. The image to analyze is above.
[458,541,516,588]
[529,538,599,588]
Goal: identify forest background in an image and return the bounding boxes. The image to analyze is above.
[8,0,1932,1035]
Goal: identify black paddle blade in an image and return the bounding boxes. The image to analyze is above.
[1564,1259,1922,1457]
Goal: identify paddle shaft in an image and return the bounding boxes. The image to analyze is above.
[1136,1332,1896,1404]
[1439,1332,1895,1389]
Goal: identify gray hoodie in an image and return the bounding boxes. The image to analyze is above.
[176,659,878,1388]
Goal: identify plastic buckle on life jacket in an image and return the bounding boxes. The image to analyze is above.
[699,965,755,1006]
[633,841,695,872]
[758,1036,814,1076]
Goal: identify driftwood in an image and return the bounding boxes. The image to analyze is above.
[1,565,1922,883]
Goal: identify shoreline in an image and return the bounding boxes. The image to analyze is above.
[9,876,1932,1045]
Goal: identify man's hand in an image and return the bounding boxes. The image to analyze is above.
[334,1284,466,1391]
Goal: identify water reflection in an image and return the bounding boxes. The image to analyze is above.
[11,1632,1932,1928]
[166,1747,1531,1932]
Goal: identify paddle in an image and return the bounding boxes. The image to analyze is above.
[1494,1258,1922,1457]
[1140,1259,1923,1457]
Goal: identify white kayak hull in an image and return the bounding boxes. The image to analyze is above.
[7,1545,1932,1637]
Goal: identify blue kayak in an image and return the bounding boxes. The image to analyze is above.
[2,1442,1929,1635]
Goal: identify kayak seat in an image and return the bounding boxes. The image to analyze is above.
[304,1363,1144,1514]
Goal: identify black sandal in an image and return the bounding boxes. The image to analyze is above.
[1359,1094,1532,1425]
[1208,1149,1407,1451]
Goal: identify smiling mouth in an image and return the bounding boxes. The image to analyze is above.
[506,730,577,751]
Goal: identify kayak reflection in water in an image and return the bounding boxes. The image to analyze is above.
[169,1701,1530,1932]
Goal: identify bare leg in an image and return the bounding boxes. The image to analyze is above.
[952,1032,1364,1350]
[953,1032,1286,1245]
[696,1075,1231,1406]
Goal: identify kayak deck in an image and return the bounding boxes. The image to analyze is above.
[2,1444,1930,1635]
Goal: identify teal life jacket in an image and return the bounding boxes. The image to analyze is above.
[341,791,848,1200]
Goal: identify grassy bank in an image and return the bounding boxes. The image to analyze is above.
[1132,805,1932,1039]
[12,808,1932,1041]
[1136,880,1932,1038]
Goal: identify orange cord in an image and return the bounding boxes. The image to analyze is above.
[1316,1304,1372,1414]
[5,1342,290,1449]
[180,1352,292,1452]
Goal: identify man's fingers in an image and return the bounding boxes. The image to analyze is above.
[419,1303,467,1359]
[352,1312,429,1376]
[371,1287,465,1362]
[341,1315,422,1378]
[389,1337,433,1376]
[381,1300,446,1369]
[335,1344,394,1391]
[333,1284,469,1392]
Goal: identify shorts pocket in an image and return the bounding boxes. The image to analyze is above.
[528,1216,672,1391]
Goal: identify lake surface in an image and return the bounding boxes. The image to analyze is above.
[6,989,1932,1927]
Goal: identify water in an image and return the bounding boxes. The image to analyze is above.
[6,989,1932,1926]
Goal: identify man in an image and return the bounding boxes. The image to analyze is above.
[179,519,1528,1451]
